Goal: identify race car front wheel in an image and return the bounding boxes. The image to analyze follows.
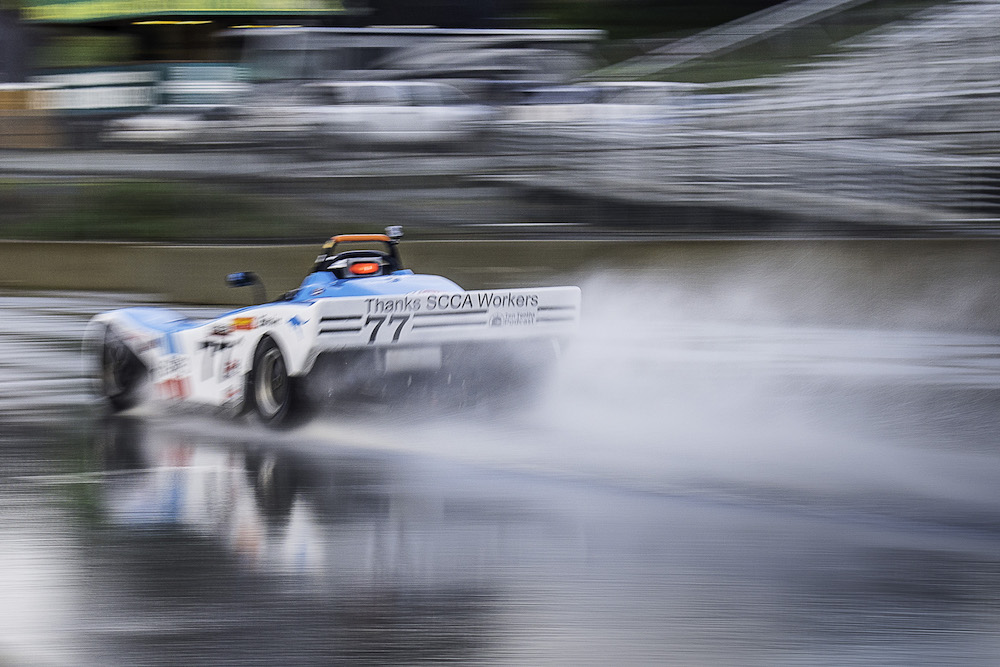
[99,327,145,411]
[250,336,307,427]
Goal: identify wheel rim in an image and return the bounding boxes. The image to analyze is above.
[255,347,288,419]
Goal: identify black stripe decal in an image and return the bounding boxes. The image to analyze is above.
[319,326,363,334]
[412,320,486,329]
[413,309,489,318]
[321,315,363,322]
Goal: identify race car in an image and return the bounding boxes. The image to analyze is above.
[86,227,581,426]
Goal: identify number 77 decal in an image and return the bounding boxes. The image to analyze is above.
[365,314,411,344]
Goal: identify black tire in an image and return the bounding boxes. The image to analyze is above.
[99,327,145,411]
[250,336,308,427]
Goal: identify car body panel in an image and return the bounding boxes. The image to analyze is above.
[88,267,580,410]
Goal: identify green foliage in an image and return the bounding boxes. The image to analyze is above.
[526,0,784,40]
[34,34,137,69]
[0,179,330,242]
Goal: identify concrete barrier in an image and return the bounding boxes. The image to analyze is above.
[2,239,999,332]
[0,241,312,303]
[0,239,624,304]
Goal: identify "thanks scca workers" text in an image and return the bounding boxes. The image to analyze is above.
[365,292,539,313]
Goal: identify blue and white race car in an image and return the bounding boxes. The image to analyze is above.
[87,228,581,426]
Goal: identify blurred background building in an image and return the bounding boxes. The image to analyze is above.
[2,0,999,236]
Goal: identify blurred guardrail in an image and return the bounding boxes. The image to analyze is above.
[489,0,1000,230]
[490,127,1000,226]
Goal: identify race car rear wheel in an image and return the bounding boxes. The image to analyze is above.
[250,336,306,427]
[99,327,145,411]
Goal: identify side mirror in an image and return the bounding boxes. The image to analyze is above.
[226,271,258,288]
[226,271,266,304]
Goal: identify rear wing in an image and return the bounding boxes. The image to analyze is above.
[313,286,580,350]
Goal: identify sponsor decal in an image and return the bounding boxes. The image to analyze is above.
[223,359,240,379]
[255,315,282,328]
[157,377,190,400]
[200,339,233,352]
[200,338,236,381]
[364,291,539,314]
[489,312,536,327]
[230,315,280,331]
[155,354,190,399]
[156,354,188,378]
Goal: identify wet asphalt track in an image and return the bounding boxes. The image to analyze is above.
[2,285,1000,666]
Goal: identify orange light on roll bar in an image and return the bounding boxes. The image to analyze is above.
[326,234,392,246]
[350,262,380,275]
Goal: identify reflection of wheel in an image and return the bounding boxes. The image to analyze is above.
[99,327,145,411]
[250,336,307,427]
[95,415,146,471]
[245,451,299,519]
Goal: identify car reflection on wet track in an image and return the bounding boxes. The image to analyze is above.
[79,416,513,665]
[3,289,1000,665]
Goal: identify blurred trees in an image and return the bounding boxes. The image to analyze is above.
[362,0,787,38]
[525,0,788,37]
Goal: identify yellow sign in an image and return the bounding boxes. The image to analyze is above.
[24,0,343,22]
